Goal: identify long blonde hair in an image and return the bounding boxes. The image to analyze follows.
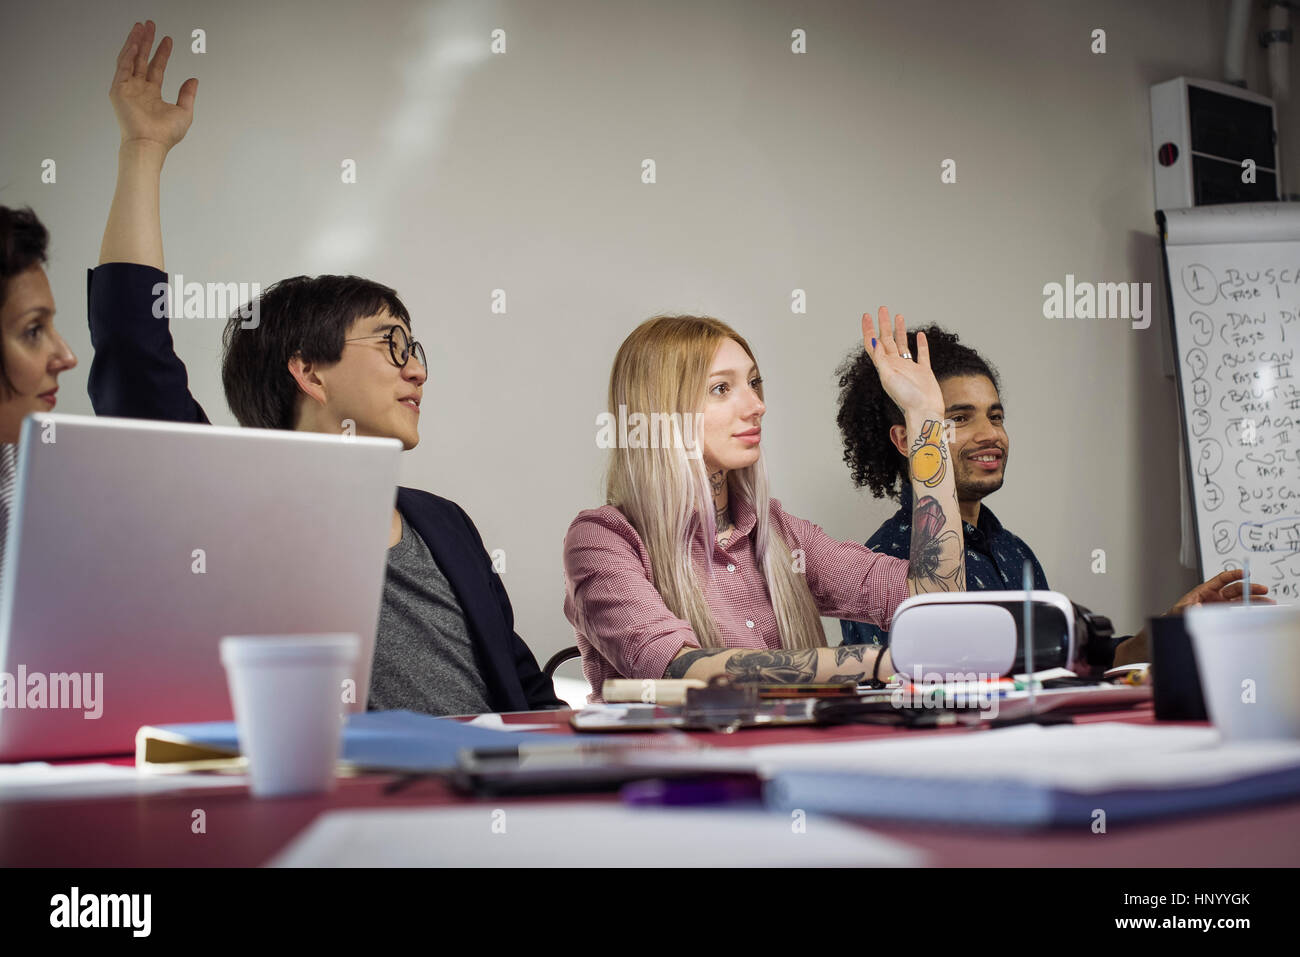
[605,315,825,650]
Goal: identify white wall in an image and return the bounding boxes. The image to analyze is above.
[4,0,1296,676]
[1245,0,1299,193]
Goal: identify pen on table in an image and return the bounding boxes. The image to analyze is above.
[383,770,449,795]
[1023,559,1036,711]
[621,774,763,807]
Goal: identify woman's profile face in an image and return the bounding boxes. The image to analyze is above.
[0,265,76,444]
[699,337,765,473]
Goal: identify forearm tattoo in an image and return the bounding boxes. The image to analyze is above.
[908,494,966,593]
[834,645,869,665]
[826,645,869,683]
[664,649,720,678]
[664,648,820,682]
[724,649,818,683]
[909,419,948,488]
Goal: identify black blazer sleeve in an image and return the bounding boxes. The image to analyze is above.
[448,501,566,711]
[86,263,212,424]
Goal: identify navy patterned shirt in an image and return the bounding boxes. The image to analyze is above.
[840,485,1049,646]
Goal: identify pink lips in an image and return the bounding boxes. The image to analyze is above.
[39,390,57,409]
[734,428,760,445]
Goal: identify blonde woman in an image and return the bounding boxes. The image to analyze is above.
[563,308,966,701]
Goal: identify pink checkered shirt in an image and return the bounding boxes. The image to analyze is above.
[562,495,909,702]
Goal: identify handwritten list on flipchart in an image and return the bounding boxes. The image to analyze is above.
[1165,230,1300,600]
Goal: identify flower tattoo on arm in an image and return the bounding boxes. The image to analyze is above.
[908,494,966,593]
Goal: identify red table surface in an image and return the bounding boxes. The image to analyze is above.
[3,704,1299,867]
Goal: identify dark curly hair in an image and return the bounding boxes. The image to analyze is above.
[835,325,1000,501]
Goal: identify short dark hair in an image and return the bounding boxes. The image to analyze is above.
[221,275,412,430]
[835,324,1001,500]
[0,206,51,398]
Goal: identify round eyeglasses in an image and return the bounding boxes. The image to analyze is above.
[343,324,427,370]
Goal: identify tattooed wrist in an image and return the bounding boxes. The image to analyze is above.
[664,648,720,679]
[834,645,869,665]
[909,419,948,488]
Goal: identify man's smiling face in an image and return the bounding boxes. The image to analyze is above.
[940,374,1008,504]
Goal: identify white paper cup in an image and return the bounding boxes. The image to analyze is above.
[219,633,359,798]
[1185,604,1300,742]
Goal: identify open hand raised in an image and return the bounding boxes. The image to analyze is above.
[110,21,197,152]
[861,306,944,416]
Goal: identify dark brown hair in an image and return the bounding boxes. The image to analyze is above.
[221,275,412,430]
[0,206,51,399]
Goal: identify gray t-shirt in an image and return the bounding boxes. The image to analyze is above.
[367,512,494,716]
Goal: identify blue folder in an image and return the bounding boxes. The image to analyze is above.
[143,710,577,773]
[764,764,1300,829]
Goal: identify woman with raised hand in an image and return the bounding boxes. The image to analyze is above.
[2,21,188,591]
[563,307,966,701]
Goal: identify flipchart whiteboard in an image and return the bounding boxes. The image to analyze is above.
[1158,202,1300,602]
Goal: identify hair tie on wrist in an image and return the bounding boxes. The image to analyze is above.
[870,645,888,688]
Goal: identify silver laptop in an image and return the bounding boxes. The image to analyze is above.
[0,413,401,760]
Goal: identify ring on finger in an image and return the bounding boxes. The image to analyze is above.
[900,351,912,360]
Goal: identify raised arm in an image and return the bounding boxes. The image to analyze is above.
[863,307,966,595]
[88,21,208,424]
[99,20,197,267]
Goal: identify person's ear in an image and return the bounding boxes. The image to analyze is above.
[888,423,909,457]
[287,354,328,406]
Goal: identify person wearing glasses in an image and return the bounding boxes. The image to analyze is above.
[87,22,563,716]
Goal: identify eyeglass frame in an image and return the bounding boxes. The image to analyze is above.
[341,323,427,370]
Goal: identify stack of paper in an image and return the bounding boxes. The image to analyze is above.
[0,762,248,802]
[752,723,1300,827]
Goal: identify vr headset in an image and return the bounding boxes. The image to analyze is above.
[886,591,1116,679]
